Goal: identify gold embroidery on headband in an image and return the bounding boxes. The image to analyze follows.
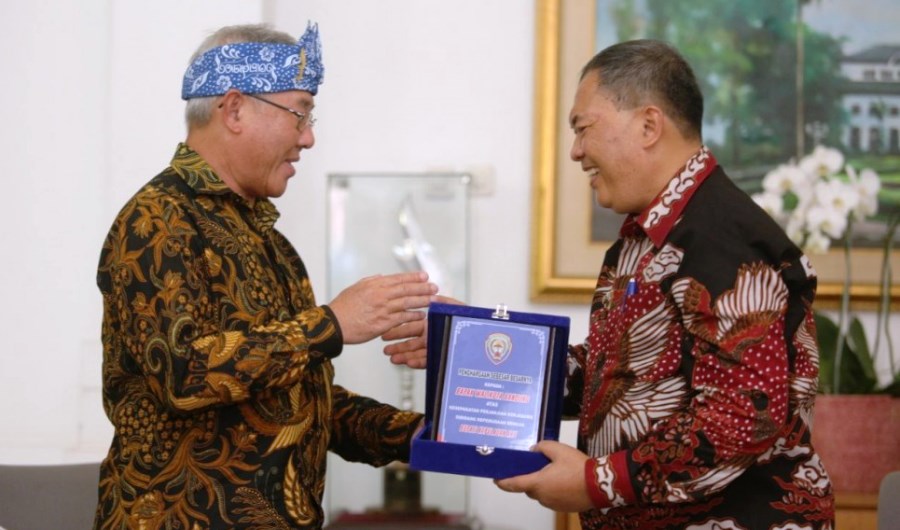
[297,49,308,82]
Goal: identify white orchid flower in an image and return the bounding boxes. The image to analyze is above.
[857,168,881,195]
[755,146,883,255]
[792,178,816,206]
[799,145,844,177]
[845,165,881,219]
[807,204,848,240]
[762,164,810,194]
[814,178,859,217]
[785,211,809,247]
[804,230,832,254]
[753,191,785,218]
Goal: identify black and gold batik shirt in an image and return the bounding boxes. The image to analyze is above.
[95,144,422,529]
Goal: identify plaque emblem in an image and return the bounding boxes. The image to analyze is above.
[484,332,512,365]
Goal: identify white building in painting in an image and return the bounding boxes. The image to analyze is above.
[841,44,900,153]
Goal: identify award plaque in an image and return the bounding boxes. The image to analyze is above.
[410,302,570,479]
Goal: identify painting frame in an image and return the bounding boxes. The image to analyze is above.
[530,0,603,305]
[530,0,900,309]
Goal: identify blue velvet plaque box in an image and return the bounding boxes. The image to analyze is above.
[410,302,570,479]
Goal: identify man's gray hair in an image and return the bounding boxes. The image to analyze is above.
[581,39,704,140]
[185,24,296,129]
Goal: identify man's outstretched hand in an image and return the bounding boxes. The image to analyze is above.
[381,295,465,368]
[328,271,437,345]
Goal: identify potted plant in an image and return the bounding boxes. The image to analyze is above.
[753,146,900,494]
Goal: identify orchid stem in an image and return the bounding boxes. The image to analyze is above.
[835,217,853,393]
[875,215,899,378]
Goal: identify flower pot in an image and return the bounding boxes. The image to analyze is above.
[811,394,900,494]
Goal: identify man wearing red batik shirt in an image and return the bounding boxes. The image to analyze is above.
[495,39,835,529]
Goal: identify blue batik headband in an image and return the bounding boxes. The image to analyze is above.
[181,21,324,99]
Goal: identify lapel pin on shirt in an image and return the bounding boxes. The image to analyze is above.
[624,277,638,309]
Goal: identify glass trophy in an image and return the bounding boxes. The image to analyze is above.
[324,173,470,522]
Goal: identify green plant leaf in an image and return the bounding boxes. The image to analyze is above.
[814,311,838,394]
[814,313,879,394]
[833,317,879,394]
[883,373,900,397]
[846,317,878,382]
[783,190,799,211]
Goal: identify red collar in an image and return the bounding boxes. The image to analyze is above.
[620,147,717,247]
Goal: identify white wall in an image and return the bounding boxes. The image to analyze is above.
[0,2,894,530]
[0,0,108,462]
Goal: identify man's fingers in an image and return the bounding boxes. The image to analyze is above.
[363,271,425,281]
[373,287,436,314]
[433,294,465,306]
[329,271,439,344]
[392,271,429,283]
[390,309,427,327]
[365,309,426,336]
[388,351,427,369]
[384,336,426,353]
[394,294,437,311]
[405,357,426,369]
[382,320,425,341]
[495,473,535,493]
[367,271,429,288]
[531,440,559,457]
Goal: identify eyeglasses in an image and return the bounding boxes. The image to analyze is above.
[245,93,316,131]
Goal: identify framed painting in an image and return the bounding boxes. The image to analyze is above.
[530,0,900,308]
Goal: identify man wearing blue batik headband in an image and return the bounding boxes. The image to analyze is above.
[94,23,439,529]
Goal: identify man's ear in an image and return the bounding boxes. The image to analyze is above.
[218,90,246,133]
[640,105,664,147]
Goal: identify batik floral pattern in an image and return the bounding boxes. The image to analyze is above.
[94,144,421,529]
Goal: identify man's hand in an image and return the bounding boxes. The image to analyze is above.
[328,271,437,345]
[382,320,428,368]
[381,295,466,369]
[494,441,594,512]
